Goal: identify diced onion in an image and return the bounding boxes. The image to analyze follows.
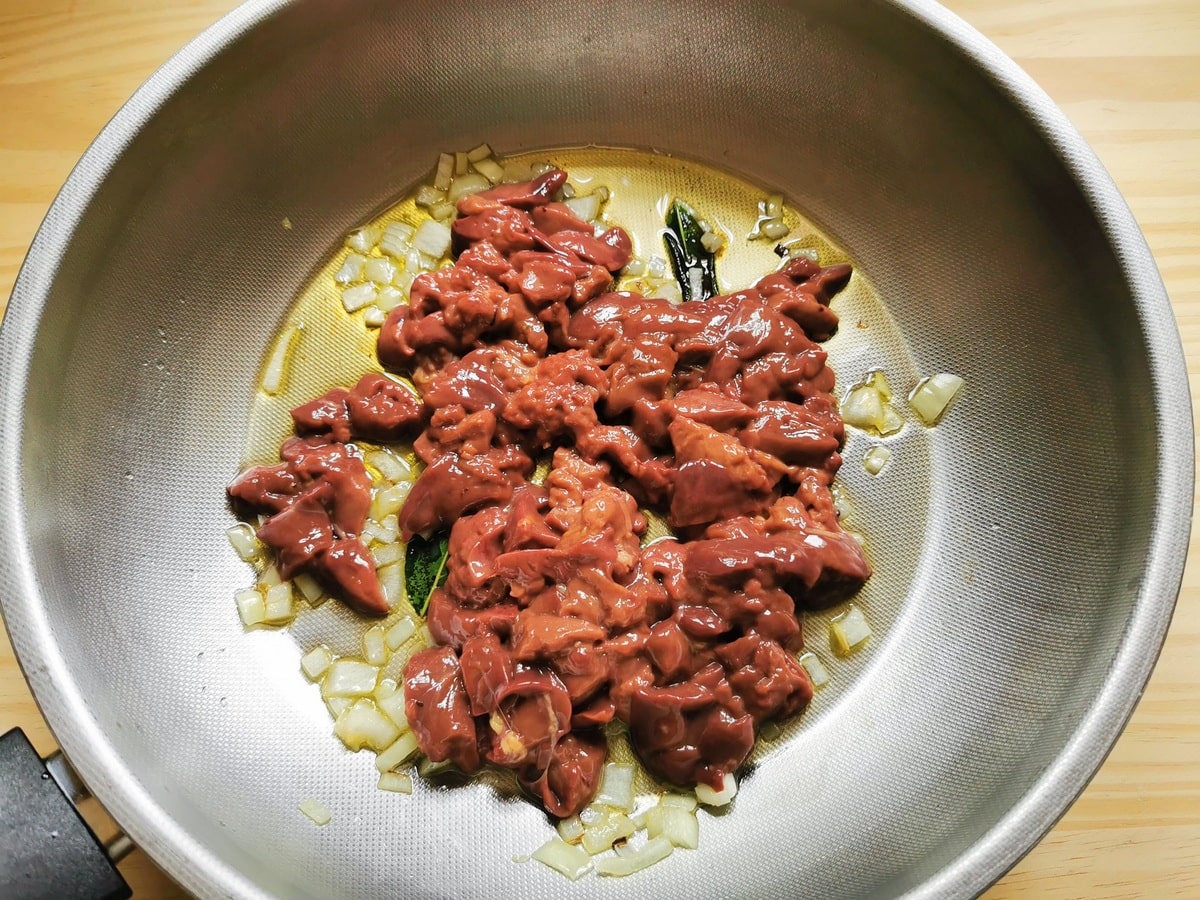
[761,218,790,241]
[299,798,331,826]
[647,256,667,279]
[653,807,699,849]
[700,230,726,253]
[301,645,333,681]
[433,153,454,191]
[765,194,784,218]
[863,445,892,475]
[235,588,266,627]
[334,698,402,752]
[797,651,831,688]
[412,219,452,259]
[376,285,405,313]
[466,142,493,162]
[695,772,737,807]
[364,256,397,286]
[556,815,585,844]
[374,730,419,771]
[325,696,352,718]
[581,812,636,855]
[362,306,387,328]
[578,804,606,827]
[448,172,492,203]
[830,605,872,657]
[595,763,635,812]
[379,222,414,258]
[908,372,964,425]
[500,160,533,183]
[292,571,325,604]
[595,836,673,877]
[841,384,885,431]
[429,201,456,222]
[341,282,378,313]
[346,226,381,254]
[564,193,601,223]
[374,677,397,700]
[472,157,505,184]
[364,448,411,483]
[377,686,408,729]
[225,524,261,562]
[321,659,379,699]
[532,837,592,881]
[378,563,403,608]
[260,324,299,396]
[263,582,294,624]
[362,625,389,666]
[454,151,469,176]
[623,258,646,277]
[333,253,366,284]
[258,562,282,588]
[385,617,417,651]
[660,793,698,812]
[378,771,413,794]
[371,542,404,567]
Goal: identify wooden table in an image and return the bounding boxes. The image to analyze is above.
[1,1,1196,896]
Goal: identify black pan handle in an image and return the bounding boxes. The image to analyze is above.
[0,728,131,900]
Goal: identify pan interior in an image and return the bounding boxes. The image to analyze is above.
[2,2,1171,898]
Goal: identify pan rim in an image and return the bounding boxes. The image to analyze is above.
[0,1,1191,898]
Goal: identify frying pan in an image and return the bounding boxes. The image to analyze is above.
[0,1,1191,898]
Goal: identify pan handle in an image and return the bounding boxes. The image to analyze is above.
[0,728,132,900]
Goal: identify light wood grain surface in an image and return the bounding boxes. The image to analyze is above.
[1,1,1197,897]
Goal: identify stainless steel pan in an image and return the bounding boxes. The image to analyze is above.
[0,1,1191,897]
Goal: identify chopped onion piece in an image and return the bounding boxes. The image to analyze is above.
[466,142,493,162]
[761,218,790,240]
[581,812,636,855]
[647,255,667,279]
[909,372,964,425]
[765,193,784,218]
[695,772,737,807]
[377,771,413,794]
[362,625,389,666]
[870,370,893,402]
[362,306,386,328]
[299,798,331,826]
[385,616,417,651]
[830,605,872,656]
[596,836,673,877]
[258,562,282,588]
[660,793,698,812]
[412,219,452,259]
[346,226,381,254]
[374,677,397,700]
[863,445,892,475]
[374,730,419,771]
[321,659,379,699]
[656,279,683,305]
[376,285,404,313]
[700,230,726,253]
[797,651,831,688]
[379,222,414,258]
[454,150,469,176]
[878,404,905,436]
[334,698,401,752]
[341,282,378,313]
[260,324,299,396]
[500,160,533,183]
[655,807,699,849]
[578,804,606,827]
[235,588,266,627]
[595,763,635,812]
[292,571,325,604]
[365,448,411,483]
[472,157,505,184]
[532,837,592,881]
[433,153,454,191]
[841,384,884,431]
[325,696,351,718]
[363,256,397,286]
[377,686,408,729]
[564,193,601,223]
[556,815,585,844]
[429,201,455,222]
[333,253,366,284]
[263,582,294,624]
[377,563,403,608]
[225,524,261,562]
[301,645,333,681]
[371,542,404,567]
[448,172,491,203]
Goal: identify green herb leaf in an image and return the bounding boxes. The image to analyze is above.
[663,199,719,301]
[404,532,450,616]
